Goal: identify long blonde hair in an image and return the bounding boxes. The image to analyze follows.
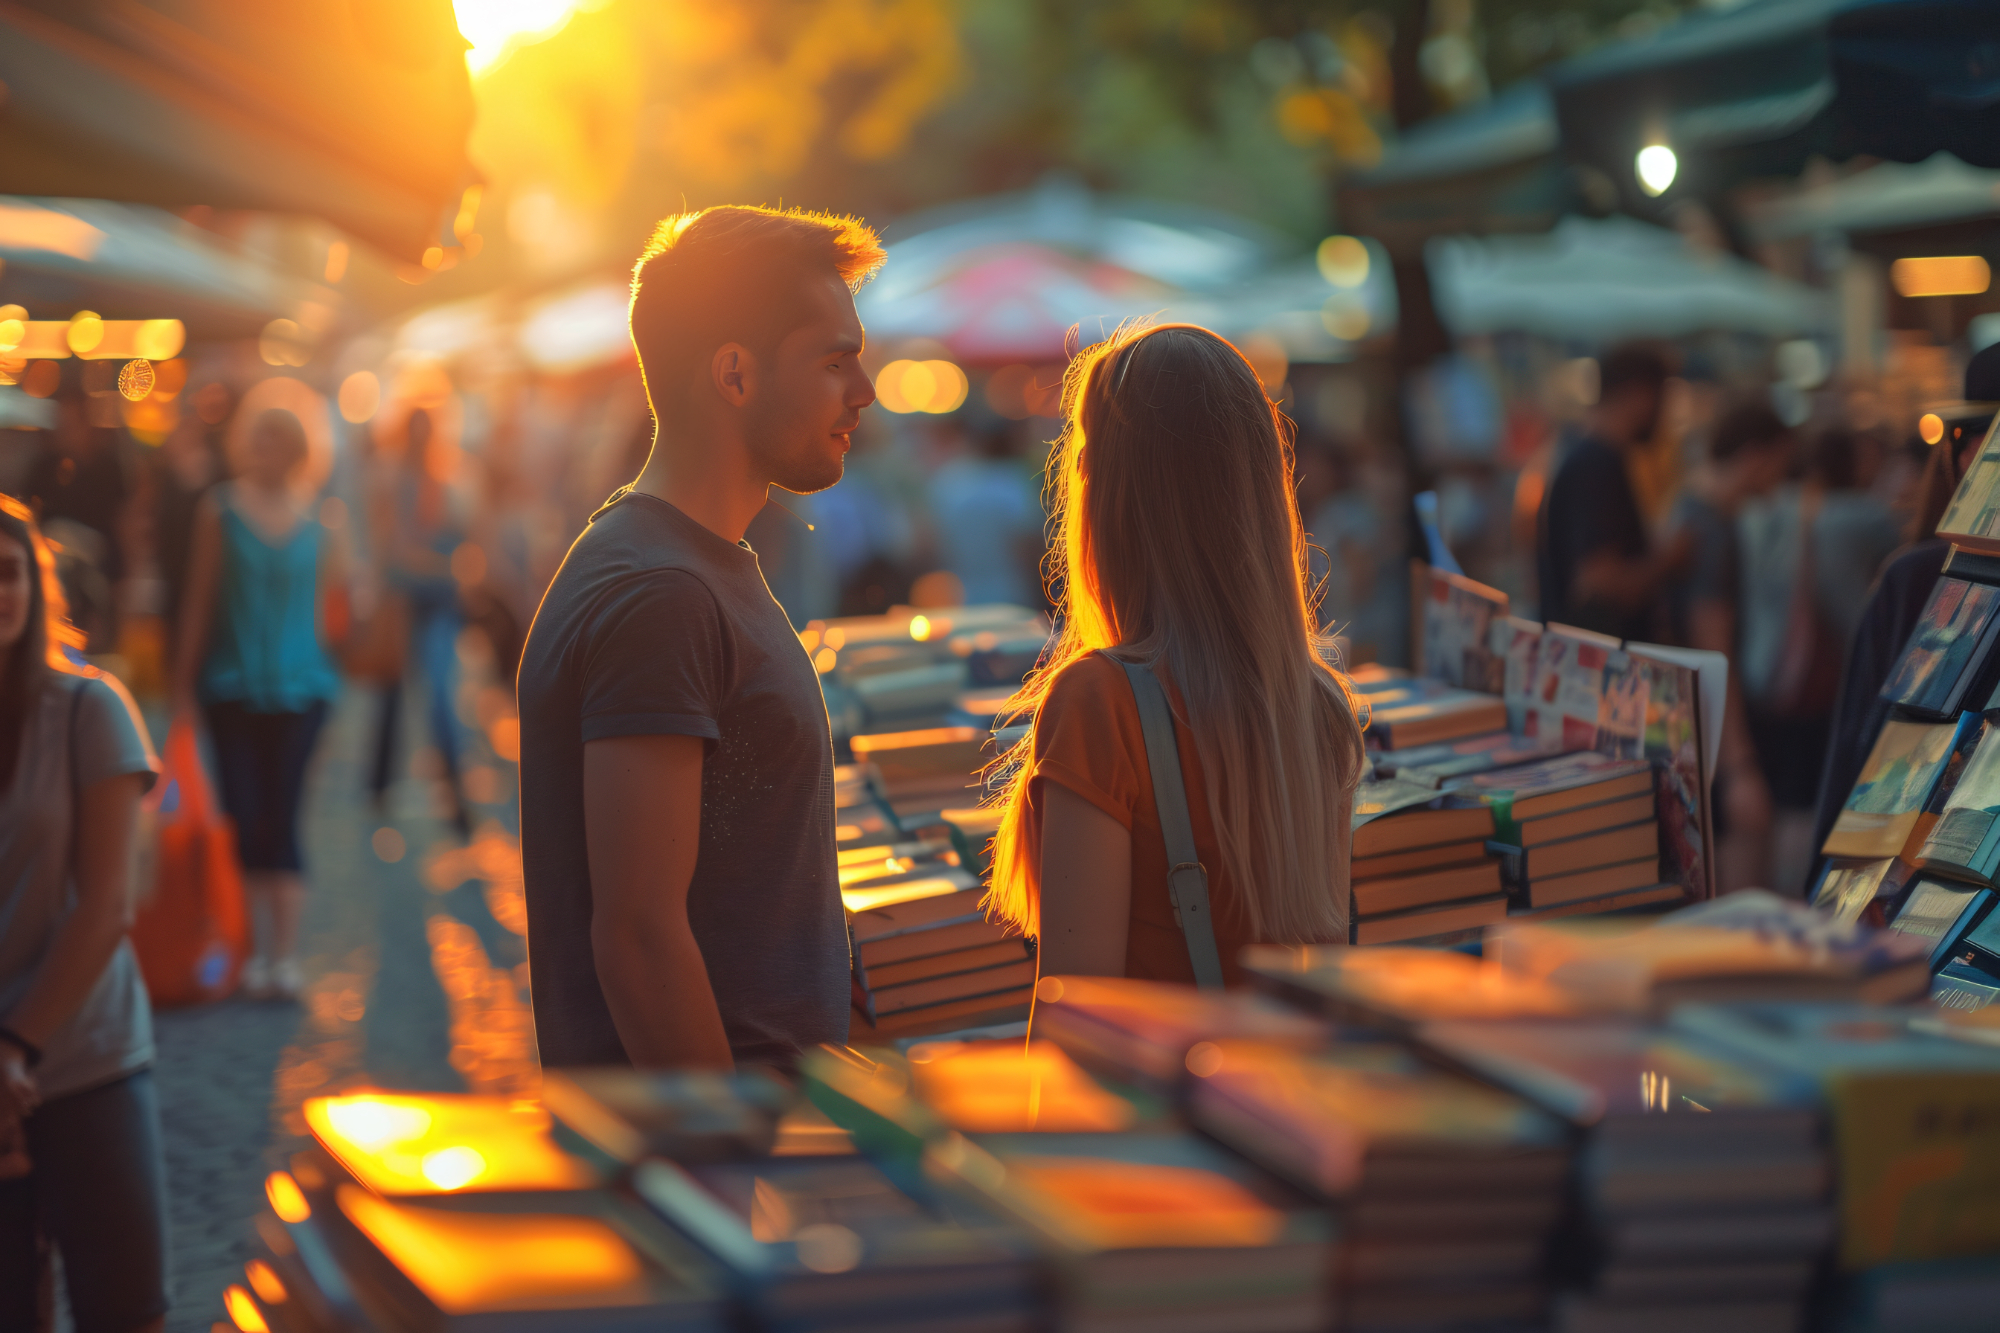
[985,323,1366,943]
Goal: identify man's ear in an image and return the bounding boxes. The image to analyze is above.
[711,343,753,407]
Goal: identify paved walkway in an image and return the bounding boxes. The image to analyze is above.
[150,638,529,1333]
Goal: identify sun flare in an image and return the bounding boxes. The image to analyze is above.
[454,0,604,72]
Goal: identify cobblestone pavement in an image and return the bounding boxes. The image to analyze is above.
[150,645,529,1333]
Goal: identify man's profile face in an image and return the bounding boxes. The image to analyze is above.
[745,273,874,495]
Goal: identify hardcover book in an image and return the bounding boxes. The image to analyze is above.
[1915,719,2000,884]
[1809,859,1900,928]
[1185,1041,1567,1199]
[1490,616,1543,733]
[1352,859,1503,918]
[1880,578,2000,717]
[1351,780,1494,858]
[1931,412,2000,554]
[1030,975,1324,1086]
[1420,568,1508,691]
[1240,945,1585,1030]
[1887,876,1987,948]
[1823,716,1971,860]
[1365,690,1509,751]
[1525,623,1622,751]
[1352,895,1509,946]
[1446,752,1653,826]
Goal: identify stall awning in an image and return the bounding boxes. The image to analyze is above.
[1551,0,2000,212]
[0,195,316,336]
[0,0,475,261]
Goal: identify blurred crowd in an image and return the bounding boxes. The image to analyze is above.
[0,321,1972,916]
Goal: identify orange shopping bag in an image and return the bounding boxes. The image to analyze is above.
[132,721,248,1005]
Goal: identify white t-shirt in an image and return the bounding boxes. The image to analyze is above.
[0,668,160,1100]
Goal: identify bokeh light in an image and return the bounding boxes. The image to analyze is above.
[338,371,382,424]
[1636,143,1678,196]
[66,310,104,355]
[876,358,968,414]
[1317,235,1370,287]
[1892,255,1991,298]
[117,359,155,401]
[135,319,185,361]
[1321,300,1371,342]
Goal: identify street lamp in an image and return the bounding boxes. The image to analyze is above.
[1636,144,1678,197]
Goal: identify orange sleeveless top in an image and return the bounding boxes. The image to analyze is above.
[1023,653,1253,986]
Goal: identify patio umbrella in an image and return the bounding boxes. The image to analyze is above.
[0,0,474,261]
[860,243,1180,365]
[1429,214,1829,341]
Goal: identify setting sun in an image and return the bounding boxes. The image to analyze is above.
[453,0,605,72]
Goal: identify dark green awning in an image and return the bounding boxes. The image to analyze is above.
[0,1,474,261]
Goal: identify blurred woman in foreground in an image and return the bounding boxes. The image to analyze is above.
[986,324,1368,988]
[174,408,343,1001]
[0,495,166,1331]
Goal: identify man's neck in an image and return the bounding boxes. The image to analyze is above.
[632,433,769,546]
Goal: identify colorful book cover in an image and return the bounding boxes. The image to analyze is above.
[1811,859,1900,928]
[1667,1003,2000,1269]
[1526,624,1621,751]
[1422,569,1508,692]
[1935,416,2000,552]
[1916,719,2000,883]
[1352,778,1448,831]
[1444,751,1651,811]
[1187,1042,1565,1197]
[1824,717,1972,860]
[1880,578,2000,717]
[1594,651,1650,760]
[1624,649,1712,900]
[1490,616,1543,733]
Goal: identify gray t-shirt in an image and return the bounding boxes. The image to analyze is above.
[0,669,161,1100]
[517,492,848,1069]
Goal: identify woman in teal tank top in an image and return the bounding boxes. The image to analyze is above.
[172,408,344,1001]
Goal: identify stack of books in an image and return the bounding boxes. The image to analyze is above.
[805,606,1046,735]
[244,1093,730,1332]
[1672,1001,2000,1321]
[1363,685,1509,751]
[1029,974,1326,1087]
[632,1153,1038,1333]
[926,1128,1334,1332]
[1349,779,1503,944]
[1452,752,1680,917]
[843,862,1032,1038]
[1186,1040,1569,1330]
[1418,1020,1832,1332]
[1487,894,1933,1011]
[1241,945,1582,1037]
[848,726,991,814]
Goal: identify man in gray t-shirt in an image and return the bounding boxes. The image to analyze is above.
[518,206,884,1071]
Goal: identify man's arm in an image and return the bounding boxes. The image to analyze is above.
[583,733,733,1069]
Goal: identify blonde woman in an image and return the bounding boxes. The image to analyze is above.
[987,324,1367,988]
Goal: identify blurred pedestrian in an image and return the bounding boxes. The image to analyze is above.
[173,408,343,1000]
[926,415,1043,608]
[366,407,470,835]
[23,385,135,651]
[0,495,167,1333]
[1535,343,1690,638]
[1302,441,1409,666]
[1739,423,1902,894]
[1664,403,1793,891]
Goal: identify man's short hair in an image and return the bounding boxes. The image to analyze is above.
[1710,402,1789,463]
[629,205,885,407]
[1597,341,1672,402]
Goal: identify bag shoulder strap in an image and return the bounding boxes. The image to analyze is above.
[1109,654,1226,989]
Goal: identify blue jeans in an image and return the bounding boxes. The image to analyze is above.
[370,589,463,800]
